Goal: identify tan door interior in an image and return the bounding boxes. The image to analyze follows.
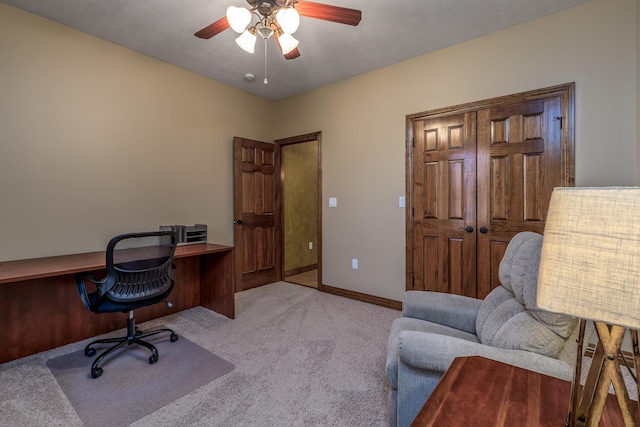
[276,131,323,290]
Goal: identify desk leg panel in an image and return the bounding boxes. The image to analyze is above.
[199,250,235,319]
[0,274,129,364]
[0,258,202,364]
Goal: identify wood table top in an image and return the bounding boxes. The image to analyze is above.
[411,356,632,426]
[0,243,232,284]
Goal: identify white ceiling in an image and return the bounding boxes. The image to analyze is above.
[1,0,591,100]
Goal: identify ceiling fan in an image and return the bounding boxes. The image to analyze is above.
[194,0,362,62]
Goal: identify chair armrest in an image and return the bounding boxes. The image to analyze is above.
[399,330,574,381]
[403,291,482,335]
[75,273,106,312]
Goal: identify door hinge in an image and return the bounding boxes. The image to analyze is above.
[555,116,563,129]
[412,276,415,289]
[412,137,415,147]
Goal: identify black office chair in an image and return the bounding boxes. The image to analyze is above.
[76,231,179,378]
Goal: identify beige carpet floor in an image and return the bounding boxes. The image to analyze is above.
[2,282,634,426]
[0,282,401,426]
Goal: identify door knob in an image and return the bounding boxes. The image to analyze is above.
[480,227,488,234]
[465,226,474,233]
[235,219,245,225]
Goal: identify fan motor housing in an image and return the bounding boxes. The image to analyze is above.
[247,0,295,17]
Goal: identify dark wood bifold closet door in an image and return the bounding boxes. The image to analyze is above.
[476,96,564,298]
[412,112,477,297]
[233,137,282,291]
[407,84,574,299]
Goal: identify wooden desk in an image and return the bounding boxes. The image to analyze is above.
[0,243,234,364]
[411,356,632,426]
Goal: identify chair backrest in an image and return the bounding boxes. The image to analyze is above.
[475,232,578,359]
[103,231,177,303]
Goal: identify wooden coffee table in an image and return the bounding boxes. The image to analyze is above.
[411,356,633,426]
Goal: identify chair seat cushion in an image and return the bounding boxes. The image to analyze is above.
[386,316,479,389]
[87,289,171,314]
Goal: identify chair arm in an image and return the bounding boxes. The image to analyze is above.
[402,291,482,335]
[399,330,574,381]
[75,273,106,312]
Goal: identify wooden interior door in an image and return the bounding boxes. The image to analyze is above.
[475,96,564,298]
[233,137,282,291]
[412,112,477,295]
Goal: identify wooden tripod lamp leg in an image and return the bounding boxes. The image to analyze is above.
[575,336,606,424]
[574,323,639,427]
[569,319,586,426]
[633,330,640,423]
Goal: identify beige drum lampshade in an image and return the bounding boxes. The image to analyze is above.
[537,187,640,329]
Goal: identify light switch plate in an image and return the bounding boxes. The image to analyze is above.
[329,197,337,207]
[399,196,405,208]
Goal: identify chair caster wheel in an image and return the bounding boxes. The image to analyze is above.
[85,348,96,357]
[149,354,158,364]
[170,333,179,342]
[91,367,103,378]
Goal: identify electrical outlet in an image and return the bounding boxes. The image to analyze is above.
[352,259,358,269]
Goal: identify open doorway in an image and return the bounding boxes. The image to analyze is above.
[276,132,322,289]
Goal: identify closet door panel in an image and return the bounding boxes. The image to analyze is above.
[412,112,477,296]
[476,96,563,298]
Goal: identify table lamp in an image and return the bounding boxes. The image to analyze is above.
[537,187,640,427]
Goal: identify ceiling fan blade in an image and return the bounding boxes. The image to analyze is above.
[194,17,230,39]
[294,1,362,26]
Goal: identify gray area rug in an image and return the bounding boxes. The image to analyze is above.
[46,332,234,427]
[0,282,401,426]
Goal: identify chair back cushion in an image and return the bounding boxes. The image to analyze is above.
[105,231,177,303]
[475,232,578,358]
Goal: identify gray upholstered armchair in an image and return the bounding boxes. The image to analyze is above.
[386,232,584,427]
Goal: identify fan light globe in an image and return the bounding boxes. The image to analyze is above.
[276,8,300,34]
[235,29,256,53]
[278,33,299,54]
[226,6,251,33]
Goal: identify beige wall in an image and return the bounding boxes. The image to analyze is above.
[1,0,637,304]
[0,3,273,261]
[272,0,638,301]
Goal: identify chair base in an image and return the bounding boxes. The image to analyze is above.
[84,310,178,378]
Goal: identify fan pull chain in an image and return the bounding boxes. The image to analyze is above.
[264,37,268,84]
